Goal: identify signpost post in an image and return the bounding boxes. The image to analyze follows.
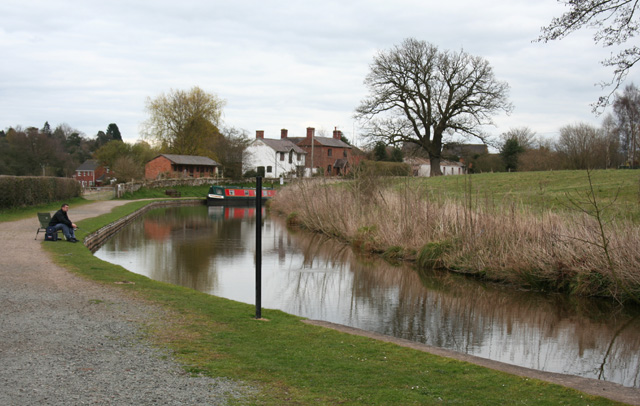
[255,176,262,319]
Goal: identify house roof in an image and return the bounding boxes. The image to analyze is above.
[259,139,306,154]
[76,159,99,171]
[155,154,218,166]
[289,136,351,148]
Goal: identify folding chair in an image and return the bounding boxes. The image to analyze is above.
[35,212,63,240]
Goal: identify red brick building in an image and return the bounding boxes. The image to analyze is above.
[287,127,363,176]
[73,159,110,187]
[145,154,219,180]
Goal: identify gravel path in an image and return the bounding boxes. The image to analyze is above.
[0,201,251,405]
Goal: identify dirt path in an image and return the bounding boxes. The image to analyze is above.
[1,200,638,405]
[0,201,246,405]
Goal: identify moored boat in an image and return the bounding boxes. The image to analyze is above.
[206,185,275,206]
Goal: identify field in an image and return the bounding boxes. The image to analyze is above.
[408,169,640,222]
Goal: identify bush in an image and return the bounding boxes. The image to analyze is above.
[355,160,411,177]
[0,176,81,209]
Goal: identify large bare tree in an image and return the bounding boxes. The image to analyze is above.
[537,0,640,111]
[355,38,512,176]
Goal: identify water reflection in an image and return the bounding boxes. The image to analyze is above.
[94,205,640,388]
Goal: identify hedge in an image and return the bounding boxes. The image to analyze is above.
[0,176,82,209]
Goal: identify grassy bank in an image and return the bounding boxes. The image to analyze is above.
[42,200,626,405]
[270,170,640,302]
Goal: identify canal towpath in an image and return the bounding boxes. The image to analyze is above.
[0,199,639,405]
[0,200,250,405]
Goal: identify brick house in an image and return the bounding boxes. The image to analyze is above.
[73,159,110,187]
[144,154,219,180]
[288,127,363,176]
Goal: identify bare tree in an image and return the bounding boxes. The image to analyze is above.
[500,127,537,150]
[612,83,640,167]
[538,0,640,110]
[556,122,606,168]
[355,38,512,176]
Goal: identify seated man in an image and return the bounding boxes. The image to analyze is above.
[49,203,78,242]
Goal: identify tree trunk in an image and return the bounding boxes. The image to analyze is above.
[430,156,442,176]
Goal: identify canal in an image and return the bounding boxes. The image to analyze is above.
[93,205,640,388]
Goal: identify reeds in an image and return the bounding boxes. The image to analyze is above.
[270,176,640,302]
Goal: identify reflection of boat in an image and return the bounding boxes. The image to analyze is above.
[206,185,275,206]
[207,205,265,219]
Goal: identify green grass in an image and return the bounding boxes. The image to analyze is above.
[407,169,640,222]
[40,200,628,405]
[0,197,90,222]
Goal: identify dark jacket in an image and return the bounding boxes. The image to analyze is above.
[49,209,72,227]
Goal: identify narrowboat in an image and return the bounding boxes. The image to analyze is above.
[206,185,275,206]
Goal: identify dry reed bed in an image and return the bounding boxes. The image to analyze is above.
[270,179,640,301]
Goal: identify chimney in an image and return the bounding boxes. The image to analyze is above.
[281,129,288,139]
[333,127,341,140]
[256,130,264,139]
[306,127,315,140]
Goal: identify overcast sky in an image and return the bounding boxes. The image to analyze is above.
[2,0,638,148]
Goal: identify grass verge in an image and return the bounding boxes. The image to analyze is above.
[41,200,627,405]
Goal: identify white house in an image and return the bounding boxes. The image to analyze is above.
[243,130,307,178]
[405,157,466,177]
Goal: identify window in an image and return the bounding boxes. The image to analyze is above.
[343,149,347,157]
[267,166,272,173]
[297,153,301,161]
[328,149,332,157]
[280,152,285,161]
[327,165,331,173]
[289,151,293,164]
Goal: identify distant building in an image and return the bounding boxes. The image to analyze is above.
[243,130,307,178]
[73,159,110,187]
[404,157,466,177]
[288,127,364,176]
[144,154,219,180]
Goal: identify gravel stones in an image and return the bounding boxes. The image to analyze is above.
[0,202,252,405]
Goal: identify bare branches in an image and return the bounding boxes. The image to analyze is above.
[537,0,640,110]
[355,38,512,175]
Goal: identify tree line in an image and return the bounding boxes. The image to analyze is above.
[0,122,127,177]
[487,83,640,173]
[1,87,251,181]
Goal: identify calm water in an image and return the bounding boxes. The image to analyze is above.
[94,205,640,388]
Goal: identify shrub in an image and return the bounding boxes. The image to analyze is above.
[0,176,82,209]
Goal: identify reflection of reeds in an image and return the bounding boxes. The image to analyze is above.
[270,179,640,302]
